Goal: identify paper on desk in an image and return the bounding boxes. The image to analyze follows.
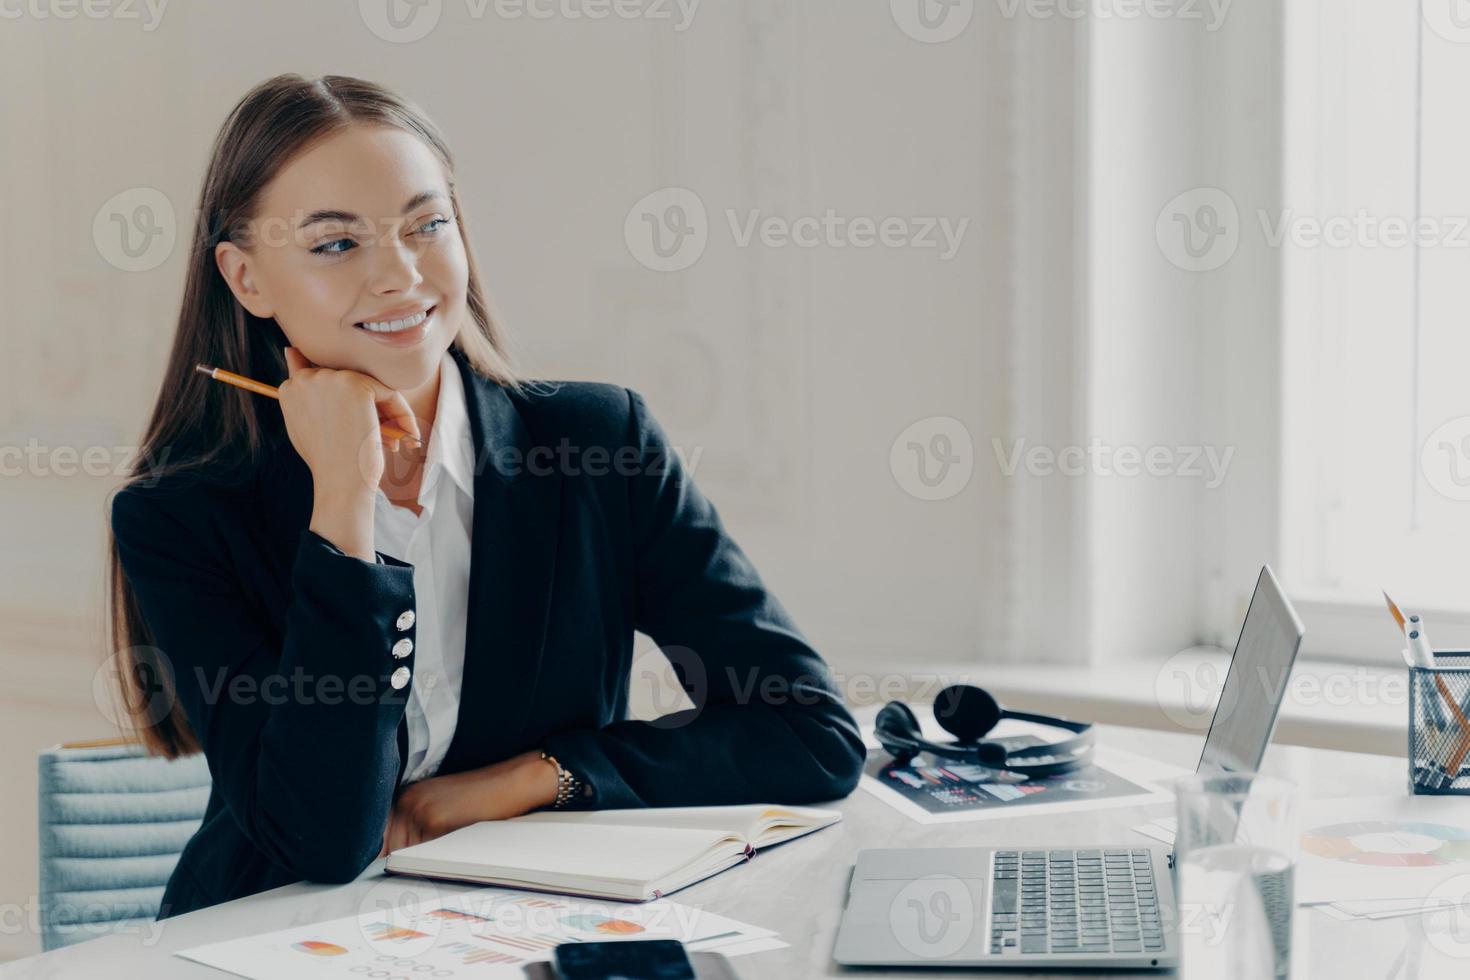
[1314,903,1357,921]
[859,717,1189,824]
[1340,897,1470,920]
[175,887,783,979]
[1131,816,1178,845]
[1137,798,1470,912]
[1311,896,1470,925]
[1293,796,1470,905]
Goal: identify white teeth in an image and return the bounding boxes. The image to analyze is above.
[358,309,430,333]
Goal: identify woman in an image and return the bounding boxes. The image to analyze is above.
[108,73,864,919]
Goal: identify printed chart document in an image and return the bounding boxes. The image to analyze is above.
[1295,795,1470,905]
[386,804,842,900]
[860,718,1185,824]
[176,888,785,979]
[1136,796,1470,920]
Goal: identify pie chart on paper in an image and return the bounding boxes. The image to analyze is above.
[1301,820,1470,867]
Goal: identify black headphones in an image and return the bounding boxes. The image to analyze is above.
[875,685,1095,778]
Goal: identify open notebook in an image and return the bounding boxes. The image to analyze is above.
[384,804,842,901]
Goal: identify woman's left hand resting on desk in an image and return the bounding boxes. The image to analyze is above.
[379,750,561,856]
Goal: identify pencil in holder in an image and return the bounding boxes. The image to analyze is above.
[1408,651,1470,795]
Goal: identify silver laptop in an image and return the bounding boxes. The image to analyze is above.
[833,565,1304,970]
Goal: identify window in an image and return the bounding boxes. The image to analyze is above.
[1281,0,1470,658]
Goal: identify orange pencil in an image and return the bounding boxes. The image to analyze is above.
[194,364,421,448]
[1384,591,1407,632]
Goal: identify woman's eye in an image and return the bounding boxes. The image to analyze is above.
[311,238,356,255]
[415,216,450,235]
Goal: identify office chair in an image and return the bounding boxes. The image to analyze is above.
[36,737,210,950]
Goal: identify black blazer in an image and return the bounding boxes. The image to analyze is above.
[111,345,865,919]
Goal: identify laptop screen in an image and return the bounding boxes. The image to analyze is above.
[1196,565,1306,775]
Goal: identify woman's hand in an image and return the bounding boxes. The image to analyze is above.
[377,750,561,857]
[280,346,422,559]
[279,346,422,498]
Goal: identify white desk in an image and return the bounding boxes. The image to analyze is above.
[6,722,1465,978]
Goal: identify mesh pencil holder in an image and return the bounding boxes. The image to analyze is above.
[1408,651,1470,795]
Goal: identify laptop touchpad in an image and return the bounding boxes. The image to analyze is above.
[841,867,991,962]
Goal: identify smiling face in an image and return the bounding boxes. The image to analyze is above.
[214,123,467,394]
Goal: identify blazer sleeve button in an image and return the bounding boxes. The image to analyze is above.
[390,666,411,690]
[396,610,415,631]
[392,638,414,660]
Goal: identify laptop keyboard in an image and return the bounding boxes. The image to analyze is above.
[988,849,1165,956]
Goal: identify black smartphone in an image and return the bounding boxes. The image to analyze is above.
[554,939,696,979]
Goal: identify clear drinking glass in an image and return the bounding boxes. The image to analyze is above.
[1174,772,1296,980]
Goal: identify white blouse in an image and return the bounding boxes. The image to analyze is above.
[373,350,474,785]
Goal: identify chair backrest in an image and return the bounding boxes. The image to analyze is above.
[37,737,211,951]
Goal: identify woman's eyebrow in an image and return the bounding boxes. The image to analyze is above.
[296,190,448,230]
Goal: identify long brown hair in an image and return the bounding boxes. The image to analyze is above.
[106,74,519,758]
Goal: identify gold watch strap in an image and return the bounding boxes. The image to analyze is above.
[540,751,581,809]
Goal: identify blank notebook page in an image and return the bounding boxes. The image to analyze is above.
[517,804,836,840]
[394,821,735,883]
